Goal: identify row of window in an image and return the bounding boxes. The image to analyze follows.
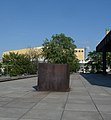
[75,50,84,52]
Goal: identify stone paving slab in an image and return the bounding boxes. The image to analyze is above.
[65,103,97,112]
[100,112,111,120]
[22,109,63,120]
[0,74,111,120]
[0,118,17,120]
[4,101,36,109]
[0,75,37,82]
[62,111,103,120]
[0,107,29,118]
[33,102,64,110]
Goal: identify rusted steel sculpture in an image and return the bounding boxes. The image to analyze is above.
[37,63,70,91]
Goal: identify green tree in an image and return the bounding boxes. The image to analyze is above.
[0,62,2,75]
[2,52,32,76]
[26,48,41,74]
[85,51,102,73]
[42,33,80,72]
[85,51,111,73]
[106,52,111,68]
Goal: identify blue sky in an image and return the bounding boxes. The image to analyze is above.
[0,0,111,57]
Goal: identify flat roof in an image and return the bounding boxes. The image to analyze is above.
[96,31,111,52]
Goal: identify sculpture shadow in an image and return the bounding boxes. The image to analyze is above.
[81,73,111,88]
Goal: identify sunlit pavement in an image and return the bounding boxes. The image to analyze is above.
[0,73,111,120]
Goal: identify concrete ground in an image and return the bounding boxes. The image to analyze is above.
[0,73,111,120]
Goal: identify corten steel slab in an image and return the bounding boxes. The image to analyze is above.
[38,63,70,91]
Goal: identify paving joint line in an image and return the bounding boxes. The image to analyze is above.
[100,85,111,96]
[17,91,50,120]
[80,75,104,120]
[86,74,111,96]
[1,90,34,107]
[60,92,70,120]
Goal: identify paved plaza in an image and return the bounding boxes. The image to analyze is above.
[0,73,111,120]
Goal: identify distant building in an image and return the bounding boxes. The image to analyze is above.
[75,48,86,73]
[3,47,86,72]
[75,48,85,62]
[3,47,85,60]
[3,47,43,62]
[3,47,42,56]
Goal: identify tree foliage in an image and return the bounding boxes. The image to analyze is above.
[26,48,41,74]
[42,33,80,72]
[0,62,2,74]
[2,52,36,76]
[85,51,111,73]
[85,51,102,73]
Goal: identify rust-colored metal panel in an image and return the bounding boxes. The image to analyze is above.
[38,63,70,91]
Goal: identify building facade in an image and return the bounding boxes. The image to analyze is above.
[3,47,85,62]
[75,48,85,62]
[3,47,86,72]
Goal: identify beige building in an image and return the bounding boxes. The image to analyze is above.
[3,47,85,62]
[3,47,42,55]
[75,48,85,62]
